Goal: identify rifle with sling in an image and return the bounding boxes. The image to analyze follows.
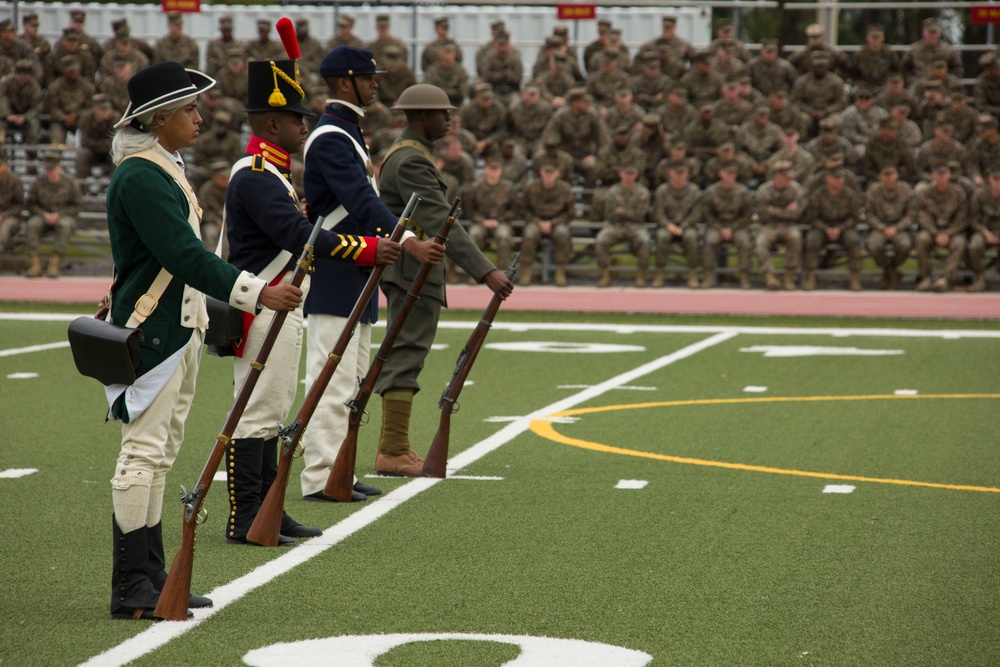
[246,193,421,546]
[422,253,519,478]
[153,215,325,621]
[323,198,462,500]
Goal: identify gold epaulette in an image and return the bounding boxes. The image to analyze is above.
[251,155,267,172]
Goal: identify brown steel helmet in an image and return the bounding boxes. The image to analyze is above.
[392,84,456,111]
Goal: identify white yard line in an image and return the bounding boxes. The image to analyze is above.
[0,341,70,358]
[78,330,737,667]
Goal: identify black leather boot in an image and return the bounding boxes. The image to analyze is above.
[147,522,213,609]
[261,436,322,539]
[110,515,160,620]
[227,437,294,546]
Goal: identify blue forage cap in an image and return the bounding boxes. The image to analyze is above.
[318,46,385,78]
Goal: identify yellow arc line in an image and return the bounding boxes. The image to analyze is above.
[529,394,1000,494]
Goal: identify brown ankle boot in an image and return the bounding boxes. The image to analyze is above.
[968,273,987,292]
[46,253,62,279]
[785,271,799,291]
[26,253,42,278]
[848,271,861,291]
[597,268,612,288]
[764,270,780,290]
[635,268,647,288]
[686,267,699,289]
[554,265,567,287]
[651,268,665,288]
[802,271,815,291]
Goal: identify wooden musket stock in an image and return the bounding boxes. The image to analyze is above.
[246,193,421,545]
[153,215,326,621]
[422,253,519,478]
[323,198,462,500]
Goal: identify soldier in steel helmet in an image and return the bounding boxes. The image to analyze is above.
[375,83,514,476]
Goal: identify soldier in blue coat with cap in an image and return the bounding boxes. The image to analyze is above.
[300,46,444,500]
[224,53,402,545]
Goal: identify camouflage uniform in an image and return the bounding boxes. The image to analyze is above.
[803,182,865,284]
[789,47,849,76]
[862,134,916,183]
[594,181,651,278]
[458,98,507,144]
[767,101,810,138]
[245,38,285,63]
[500,149,530,185]
[839,104,889,153]
[25,168,80,255]
[44,69,96,144]
[875,88,919,120]
[480,51,524,104]
[651,178,700,273]
[45,38,96,84]
[0,164,24,252]
[533,60,576,102]
[703,151,754,186]
[205,38,242,77]
[966,136,1000,184]
[214,63,249,106]
[438,151,476,189]
[377,64,417,108]
[699,179,754,283]
[518,177,575,281]
[595,141,647,186]
[967,186,1000,282]
[802,166,861,196]
[737,118,783,164]
[196,175,227,251]
[678,69,724,109]
[507,96,553,153]
[98,72,130,114]
[865,179,915,283]
[747,55,798,98]
[805,134,858,169]
[766,147,815,184]
[936,103,980,146]
[153,34,199,69]
[851,46,900,93]
[98,46,148,82]
[75,107,116,177]
[421,38,463,73]
[463,176,518,269]
[543,105,610,180]
[368,36,409,69]
[915,138,968,182]
[631,69,672,112]
[659,101,696,138]
[587,68,631,108]
[191,123,243,189]
[902,40,963,83]
[790,70,847,129]
[0,69,42,143]
[914,181,968,284]
[532,144,576,182]
[754,178,806,280]
[423,62,470,108]
[973,70,1000,116]
[684,116,732,162]
[605,103,645,135]
[713,97,752,131]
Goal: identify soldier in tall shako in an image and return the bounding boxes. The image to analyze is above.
[223,52,402,545]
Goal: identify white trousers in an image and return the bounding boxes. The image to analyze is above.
[232,274,309,440]
[299,314,370,496]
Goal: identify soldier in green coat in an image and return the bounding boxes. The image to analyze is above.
[103,62,302,620]
[375,84,514,476]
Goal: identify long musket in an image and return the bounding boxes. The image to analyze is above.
[154,215,325,621]
[323,198,462,500]
[422,253,519,478]
[246,193,421,546]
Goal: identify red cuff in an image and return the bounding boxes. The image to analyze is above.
[354,236,379,266]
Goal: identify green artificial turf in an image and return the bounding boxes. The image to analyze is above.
[0,315,998,666]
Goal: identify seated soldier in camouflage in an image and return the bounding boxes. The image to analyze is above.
[737,104,783,184]
[594,163,652,288]
[459,82,508,155]
[966,169,1000,292]
[755,160,806,290]
[196,160,229,252]
[24,150,80,278]
[44,56,95,145]
[914,164,969,292]
[699,164,755,289]
[0,152,24,254]
[967,116,1000,189]
[803,167,865,291]
[865,165,915,291]
[862,117,916,183]
[464,154,517,275]
[0,60,42,144]
[518,163,574,286]
[703,141,753,187]
[651,161,699,288]
[75,94,117,177]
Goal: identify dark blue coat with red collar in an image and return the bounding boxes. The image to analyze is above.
[303,103,399,323]
[226,137,378,278]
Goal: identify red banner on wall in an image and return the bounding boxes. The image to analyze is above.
[161,0,201,13]
[972,5,1000,23]
[557,4,597,21]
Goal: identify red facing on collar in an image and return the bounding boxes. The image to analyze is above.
[246,135,291,170]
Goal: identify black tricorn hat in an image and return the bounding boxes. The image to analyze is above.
[115,62,215,130]
[246,59,315,117]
